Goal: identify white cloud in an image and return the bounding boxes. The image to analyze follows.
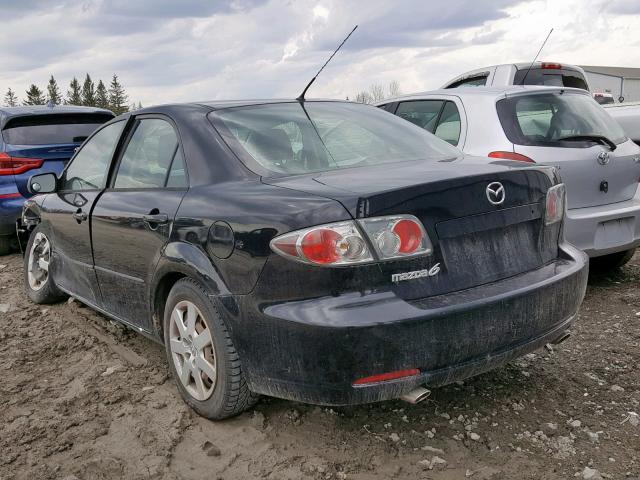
[0,0,638,107]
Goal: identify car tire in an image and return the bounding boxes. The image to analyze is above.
[163,278,259,420]
[0,235,14,256]
[23,225,66,304]
[590,248,636,272]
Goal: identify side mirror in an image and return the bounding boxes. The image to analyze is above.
[28,172,58,194]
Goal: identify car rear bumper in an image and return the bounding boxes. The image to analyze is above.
[227,244,588,406]
[565,196,640,257]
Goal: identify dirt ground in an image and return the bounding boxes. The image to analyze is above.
[1,252,639,480]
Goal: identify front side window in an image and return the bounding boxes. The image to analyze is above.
[61,120,125,191]
[114,118,180,189]
[209,102,461,177]
[395,100,444,132]
[497,92,627,147]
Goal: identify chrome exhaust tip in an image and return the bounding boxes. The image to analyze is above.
[400,386,431,404]
[552,331,571,345]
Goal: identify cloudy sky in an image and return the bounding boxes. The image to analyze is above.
[1,0,639,107]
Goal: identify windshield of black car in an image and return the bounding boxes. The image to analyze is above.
[496,92,627,147]
[208,102,461,176]
[2,113,114,145]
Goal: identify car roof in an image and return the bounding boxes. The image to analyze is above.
[115,98,359,118]
[0,105,114,128]
[375,85,591,104]
[192,98,351,110]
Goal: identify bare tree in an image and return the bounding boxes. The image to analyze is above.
[388,80,401,98]
[353,81,402,104]
[354,91,373,104]
[369,84,386,102]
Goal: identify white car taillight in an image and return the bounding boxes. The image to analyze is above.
[545,183,566,225]
[270,215,432,266]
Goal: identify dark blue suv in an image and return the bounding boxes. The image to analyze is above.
[0,105,114,254]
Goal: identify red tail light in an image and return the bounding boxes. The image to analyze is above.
[353,368,420,386]
[0,153,44,176]
[270,221,374,266]
[392,219,424,254]
[0,192,22,199]
[270,215,433,266]
[488,151,535,163]
[300,228,343,264]
[541,62,562,69]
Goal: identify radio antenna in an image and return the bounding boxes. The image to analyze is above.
[297,25,358,102]
[520,28,554,85]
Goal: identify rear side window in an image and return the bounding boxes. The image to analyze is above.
[497,92,627,147]
[377,103,396,112]
[434,102,461,145]
[446,75,488,88]
[513,68,588,90]
[114,118,181,189]
[166,148,188,188]
[2,113,114,145]
[395,100,444,132]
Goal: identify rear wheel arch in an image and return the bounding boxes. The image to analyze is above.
[150,241,231,338]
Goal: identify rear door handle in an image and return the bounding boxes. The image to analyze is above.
[73,210,87,223]
[142,213,169,225]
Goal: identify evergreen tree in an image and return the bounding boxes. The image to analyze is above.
[4,88,18,107]
[66,77,82,105]
[24,84,46,105]
[108,74,128,115]
[81,73,95,106]
[46,75,62,104]
[137,101,143,110]
[95,80,109,109]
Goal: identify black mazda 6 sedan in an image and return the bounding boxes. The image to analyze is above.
[20,99,588,419]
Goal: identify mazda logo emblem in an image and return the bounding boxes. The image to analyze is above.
[486,182,505,205]
[597,151,610,165]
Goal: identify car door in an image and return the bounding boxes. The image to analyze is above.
[90,116,188,330]
[43,120,127,303]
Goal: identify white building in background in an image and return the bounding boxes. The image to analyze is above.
[580,66,640,103]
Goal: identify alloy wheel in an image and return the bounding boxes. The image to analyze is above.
[27,232,51,291]
[169,300,217,401]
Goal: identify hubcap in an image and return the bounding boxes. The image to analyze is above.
[27,232,51,291]
[169,300,217,401]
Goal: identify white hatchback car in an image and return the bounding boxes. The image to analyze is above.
[377,86,640,269]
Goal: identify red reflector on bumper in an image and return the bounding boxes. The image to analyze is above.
[353,368,420,386]
[0,192,22,199]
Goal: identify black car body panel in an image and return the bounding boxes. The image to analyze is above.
[22,100,588,406]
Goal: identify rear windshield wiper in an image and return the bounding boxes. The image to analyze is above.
[556,134,617,151]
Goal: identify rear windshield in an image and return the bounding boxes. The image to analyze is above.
[2,113,114,145]
[496,92,627,147]
[209,102,461,177]
[513,68,589,90]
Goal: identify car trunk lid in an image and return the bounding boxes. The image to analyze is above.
[265,158,560,299]
[514,140,640,209]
